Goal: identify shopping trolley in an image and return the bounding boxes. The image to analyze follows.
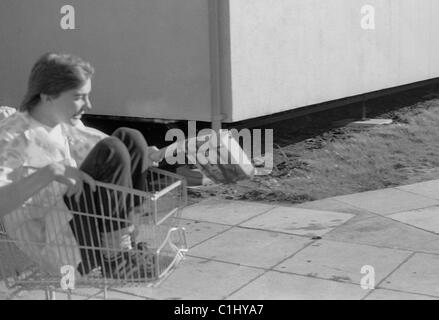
[0,167,188,300]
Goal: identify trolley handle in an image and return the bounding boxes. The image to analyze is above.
[151,180,182,201]
[155,227,188,280]
[156,227,188,255]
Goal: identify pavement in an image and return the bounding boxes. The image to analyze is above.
[3,179,439,300]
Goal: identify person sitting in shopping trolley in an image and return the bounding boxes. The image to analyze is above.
[0,53,165,279]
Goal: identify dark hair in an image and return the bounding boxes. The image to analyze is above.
[20,53,95,112]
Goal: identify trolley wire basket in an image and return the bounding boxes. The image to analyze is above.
[0,167,188,300]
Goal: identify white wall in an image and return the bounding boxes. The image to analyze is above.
[2,0,438,123]
[0,0,213,121]
[228,0,439,122]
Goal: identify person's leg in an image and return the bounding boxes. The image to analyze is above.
[112,127,151,193]
[65,136,133,275]
[106,129,158,279]
[80,136,133,188]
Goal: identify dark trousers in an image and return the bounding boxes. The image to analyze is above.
[64,128,150,275]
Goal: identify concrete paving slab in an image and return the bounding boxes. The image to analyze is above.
[240,206,353,237]
[3,287,103,300]
[347,118,393,127]
[333,118,393,128]
[294,199,378,227]
[328,212,378,228]
[389,206,439,234]
[380,253,439,297]
[189,227,312,269]
[365,289,438,300]
[5,290,49,300]
[99,289,148,300]
[333,188,439,216]
[397,180,439,200]
[227,271,369,300]
[293,198,375,218]
[0,280,46,300]
[274,240,411,285]
[325,216,439,254]
[61,287,105,300]
[114,257,264,300]
[179,219,231,248]
[182,199,276,226]
[54,289,104,300]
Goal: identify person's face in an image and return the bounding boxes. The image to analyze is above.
[50,78,92,126]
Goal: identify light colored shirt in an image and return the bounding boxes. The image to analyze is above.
[0,111,107,275]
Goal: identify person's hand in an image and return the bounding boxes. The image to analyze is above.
[46,162,96,201]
